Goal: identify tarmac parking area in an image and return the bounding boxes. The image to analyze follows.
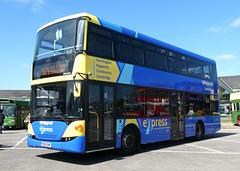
[0,125,240,170]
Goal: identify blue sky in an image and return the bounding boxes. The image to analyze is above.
[1,0,240,90]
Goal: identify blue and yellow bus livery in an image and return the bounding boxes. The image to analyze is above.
[28,13,220,154]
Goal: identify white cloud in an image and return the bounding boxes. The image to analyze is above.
[206,26,219,33]
[32,0,45,12]
[207,17,240,33]
[2,0,45,12]
[214,54,237,60]
[230,17,240,27]
[21,63,31,68]
[16,0,30,3]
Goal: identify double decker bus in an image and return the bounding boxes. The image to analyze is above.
[0,99,29,129]
[28,13,220,154]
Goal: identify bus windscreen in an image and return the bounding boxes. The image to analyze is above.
[33,19,78,79]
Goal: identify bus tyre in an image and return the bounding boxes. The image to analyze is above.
[195,123,204,140]
[121,127,138,155]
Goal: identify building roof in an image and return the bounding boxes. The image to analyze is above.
[0,90,30,100]
[218,75,240,92]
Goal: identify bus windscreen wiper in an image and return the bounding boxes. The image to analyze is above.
[54,114,68,124]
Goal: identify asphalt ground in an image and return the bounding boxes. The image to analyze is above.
[0,122,240,171]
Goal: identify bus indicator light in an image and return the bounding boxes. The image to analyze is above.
[75,125,83,131]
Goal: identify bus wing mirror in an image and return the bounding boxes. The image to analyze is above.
[74,82,81,97]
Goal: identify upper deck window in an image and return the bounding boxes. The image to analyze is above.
[117,35,130,43]
[168,51,177,58]
[87,25,113,59]
[169,57,187,75]
[146,44,156,51]
[210,64,217,82]
[203,62,210,80]
[86,22,217,82]
[34,19,76,60]
[187,57,204,79]
[116,43,143,65]
[116,33,143,65]
[88,34,113,59]
[145,51,167,70]
[91,26,112,38]
[187,62,203,78]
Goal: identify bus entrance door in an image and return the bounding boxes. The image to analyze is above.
[171,92,184,140]
[87,84,115,151]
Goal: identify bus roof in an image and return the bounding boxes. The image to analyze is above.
[38,13,216,64]
[0,98,29,103]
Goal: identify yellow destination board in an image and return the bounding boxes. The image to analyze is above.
[86,56,120,83]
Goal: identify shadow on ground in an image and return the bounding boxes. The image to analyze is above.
[37,132,235,165]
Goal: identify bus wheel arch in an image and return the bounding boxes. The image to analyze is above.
[121,124,140,155]
[195,121,204,140]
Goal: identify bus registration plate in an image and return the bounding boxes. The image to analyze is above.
[41,142,51,147]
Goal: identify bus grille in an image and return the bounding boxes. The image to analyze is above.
[37,134,58,140]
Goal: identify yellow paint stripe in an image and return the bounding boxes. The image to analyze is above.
[153,127,171,130]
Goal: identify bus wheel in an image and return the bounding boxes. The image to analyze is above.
[121,127,137,155]
[195,123,204,140]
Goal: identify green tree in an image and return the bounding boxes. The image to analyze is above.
[219,86,225,100]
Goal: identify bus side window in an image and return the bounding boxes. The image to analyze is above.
[146,88,169,117]
[169,57,187,75]
[210,64,217,82]
[88,34,113,59]
[210,95,219,115]
[145,51,167,71]
[186,94,207,116]
[187,62,203,79]
[203,62,210,80]
[116,43,143,65]
[116,85,146,117]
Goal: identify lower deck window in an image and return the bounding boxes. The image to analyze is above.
[116,85,146,117]
[116,85,170,117]
[186,93,219,116]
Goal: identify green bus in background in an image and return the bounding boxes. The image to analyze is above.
[0,99,29,129]
[230,92,240,125]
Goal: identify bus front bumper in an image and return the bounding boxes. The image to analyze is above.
[27,134,85,153]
